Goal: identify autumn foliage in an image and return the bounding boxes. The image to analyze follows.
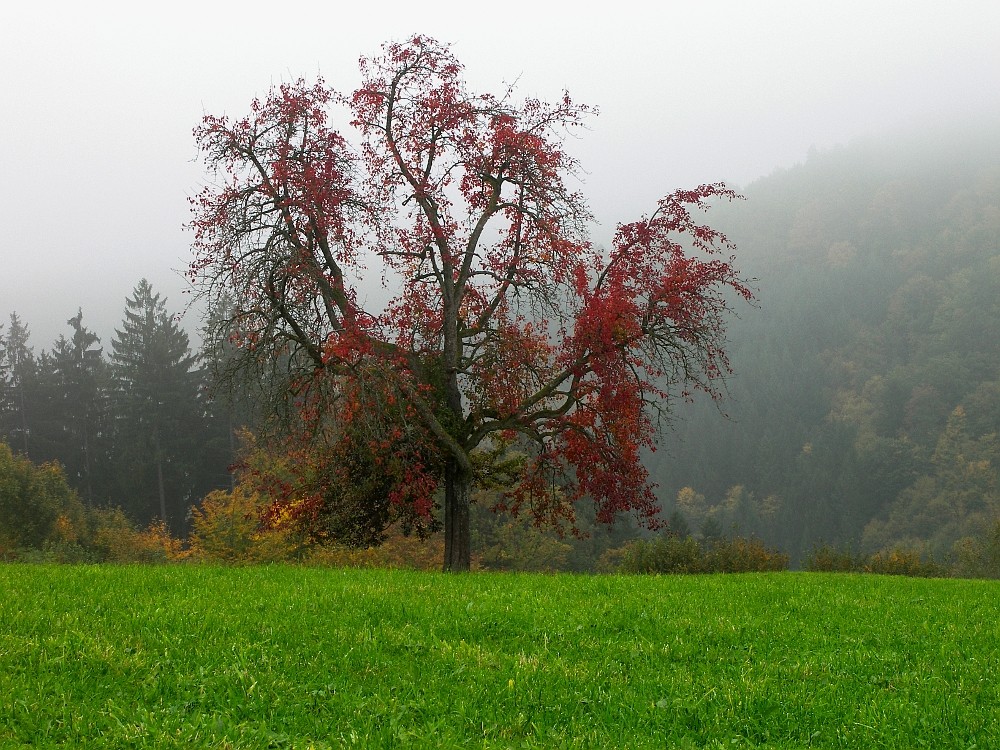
[189,35,751,569]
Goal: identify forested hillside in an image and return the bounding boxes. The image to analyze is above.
[650,121,1000,562]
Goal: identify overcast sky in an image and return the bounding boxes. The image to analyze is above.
[2,0,999,349]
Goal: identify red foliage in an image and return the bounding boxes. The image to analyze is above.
[189,35,752,567]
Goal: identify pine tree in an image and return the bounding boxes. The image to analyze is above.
[48,310,112,504]
[110,280,203,531]
[0,314,35,456]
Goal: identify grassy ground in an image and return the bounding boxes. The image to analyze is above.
[0,565,997,748]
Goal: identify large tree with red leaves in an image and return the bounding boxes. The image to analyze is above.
[189,35,752,571]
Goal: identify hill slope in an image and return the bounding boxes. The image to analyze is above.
[649,120,1000,560]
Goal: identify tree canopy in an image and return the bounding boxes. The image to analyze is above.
[189,35,751,570]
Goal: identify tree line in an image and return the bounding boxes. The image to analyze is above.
[0,278,639,570]
[0,279,237,535]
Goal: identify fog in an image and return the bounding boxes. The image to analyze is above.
[2,0,998,348]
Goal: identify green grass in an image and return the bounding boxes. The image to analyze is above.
[0,566,998,748]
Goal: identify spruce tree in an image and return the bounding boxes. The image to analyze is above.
[0,314,35,456]
[48,310,112,504]
[110,280,202,531]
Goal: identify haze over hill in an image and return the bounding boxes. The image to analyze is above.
[649,119,1000,561]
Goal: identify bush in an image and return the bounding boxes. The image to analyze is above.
[477,518,573,572]
[619,535,704,574]
[92,514,188,564]
[617,534,788,574]
[303,526,445,570]
[863,548,949,578]
[188,487,304,563]
[0,444,87,551]
[17,540,100,564]
[803,543,864,572]
[803,541,949,578]
[953,522,1000,579]
[704,537,789,573]
[595,545,627,573]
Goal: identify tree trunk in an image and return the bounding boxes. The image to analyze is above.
[156,458,167,526]
[154,430,167,526]
[82,425,93,506]
[440,288,470,571]
[443,459,471,571]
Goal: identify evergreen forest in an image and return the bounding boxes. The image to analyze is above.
[0,281,237,538]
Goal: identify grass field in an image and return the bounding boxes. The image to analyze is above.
[0,565,997,749]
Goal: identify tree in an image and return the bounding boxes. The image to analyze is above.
[190,35,751,571]
[196,294,259,493]
[47,310,112,504]
[872,406,999,555]
[0,442,85,552]
[0,313,35,456]
[110,280,203,532]
[188,485,303,563]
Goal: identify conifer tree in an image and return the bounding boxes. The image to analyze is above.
[110,280,202,531]
[0,314,35,456]
[48,310,112,504]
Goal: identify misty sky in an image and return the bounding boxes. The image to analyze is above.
[2,0,999,349]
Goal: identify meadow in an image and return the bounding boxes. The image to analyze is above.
[0,565,997,748]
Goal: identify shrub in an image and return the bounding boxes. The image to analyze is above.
[477,518,573,572]
[93,515,188,564]
[803,541,948,578]
[188,487,304,563]
[953,522,1000,579]
[18,540,100,564]
[620,535,704,574]
[595,545,627,573]
[303,526,445,570]
[863,548,949,578]
[803,543,864,572]
[617,534,788,574]
[0,444,87,551]
[704,536,789,573]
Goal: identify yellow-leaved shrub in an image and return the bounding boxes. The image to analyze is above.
[188,487,305,563]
